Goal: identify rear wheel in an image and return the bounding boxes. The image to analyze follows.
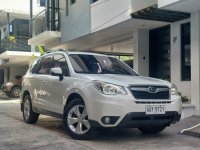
[63,98,96,140]
[22,95,39,124]
[10,86,21,98]
[138,125,166,134]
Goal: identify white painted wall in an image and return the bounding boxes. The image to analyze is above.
[133,30,149,76]
[9,66,28,80]
[60,0,91,43]
[170,19,191,99]
[190,11,200,115]
[132,0,157,12]
[158,0,180,8]
[0,0,44,14]
[91,0,132,32]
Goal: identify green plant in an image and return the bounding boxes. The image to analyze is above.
[178,92,190,103]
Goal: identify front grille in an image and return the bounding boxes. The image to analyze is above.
[130,86,170,100]
[135,101,171,104]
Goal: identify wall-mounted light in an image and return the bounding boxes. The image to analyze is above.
[173,36,178,43]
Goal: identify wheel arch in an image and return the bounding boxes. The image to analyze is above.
[21,90,30,111]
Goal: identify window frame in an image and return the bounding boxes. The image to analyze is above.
[181,22,191,81]
[35,54,53,75]
[52,53,71,77]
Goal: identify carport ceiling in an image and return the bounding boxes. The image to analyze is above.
[56,18,168,52]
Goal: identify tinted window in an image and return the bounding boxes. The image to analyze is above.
[69,54,138,76]
[52,54,69,76]
[36,55,53,75]
[181,22,191,81]
[31,59,40,73]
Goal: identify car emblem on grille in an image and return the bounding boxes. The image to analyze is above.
[148,86,157,93]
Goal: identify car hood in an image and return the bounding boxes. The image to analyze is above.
[81,74,172,88]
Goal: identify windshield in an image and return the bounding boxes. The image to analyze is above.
[69,54,138,76]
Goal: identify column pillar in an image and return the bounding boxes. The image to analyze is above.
[191,11,200,115]
[133,29,149,76]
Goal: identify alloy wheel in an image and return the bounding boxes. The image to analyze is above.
[67,105,90,135]
[24,98,31,121]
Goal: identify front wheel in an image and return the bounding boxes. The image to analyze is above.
[63,98,96,140]
[138,125,167,134]
[22,95,39,124]
[10,86,21,98]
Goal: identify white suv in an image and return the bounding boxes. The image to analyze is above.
[21,51,182,139]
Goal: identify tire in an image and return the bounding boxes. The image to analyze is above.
[22,95,39,124]
[138,125,167,134]
[10,86,21,98]
[5,92,11,97]
[63,98,96,140]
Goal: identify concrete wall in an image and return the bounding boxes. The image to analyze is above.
[9,66,28,81]
[190,11,200,115]
[133,30,149,76]
[60,0,91,43]
[158,0,180,8]
[170,19,191,99]
[91,0,132,32]
[132,0,157,12]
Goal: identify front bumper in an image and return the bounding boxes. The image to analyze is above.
[85,87,182,128]
[1,85,8,92]
[90,111,181,128]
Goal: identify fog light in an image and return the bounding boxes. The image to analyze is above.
[101,116,120,125]
[104,117,110,124]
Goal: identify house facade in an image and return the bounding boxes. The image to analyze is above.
[0,0,42,86]
[27,0,200,116]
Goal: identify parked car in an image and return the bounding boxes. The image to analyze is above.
[1,77,22,98]
[21,51,182,140]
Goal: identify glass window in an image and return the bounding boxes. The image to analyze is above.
[40,0,46,7]
[52,54,69,76]
[69,54,138,76]
[91,0,98,3]
[181,22,191,81]
[30,59,40,73]
[70,0,76,5]
[36,55,53,75]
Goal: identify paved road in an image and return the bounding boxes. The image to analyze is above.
[0,97,200,150]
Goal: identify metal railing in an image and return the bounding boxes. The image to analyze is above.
[32,8,60,36]
[0,36,31,53]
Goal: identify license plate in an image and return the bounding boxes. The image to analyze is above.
[145,105,165,115]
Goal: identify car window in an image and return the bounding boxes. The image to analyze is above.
[69,54,138,76]
[30,58,40,74]
[36,55,53,75]
[52,54,69,76]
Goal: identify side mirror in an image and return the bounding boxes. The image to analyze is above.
[50,67,63,81]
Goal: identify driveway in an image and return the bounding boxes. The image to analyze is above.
[0,98,200,150]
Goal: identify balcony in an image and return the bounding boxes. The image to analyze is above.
[0,36,31,54]
[28,1,61,48]
[0,36,40,67]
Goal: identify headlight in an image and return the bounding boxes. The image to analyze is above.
[6,82,12,86]
[171,84,178,95]
[93,81,127,95]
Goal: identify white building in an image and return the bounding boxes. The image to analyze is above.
[0,0,42,86]
[27,0,200,116]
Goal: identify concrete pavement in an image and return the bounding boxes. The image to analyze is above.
[0,98,200,150]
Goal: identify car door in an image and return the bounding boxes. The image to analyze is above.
[34,54,53,111]
[28,58,43,109]
[45,53,71,114]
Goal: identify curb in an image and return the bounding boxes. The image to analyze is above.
[180,124,200,138]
